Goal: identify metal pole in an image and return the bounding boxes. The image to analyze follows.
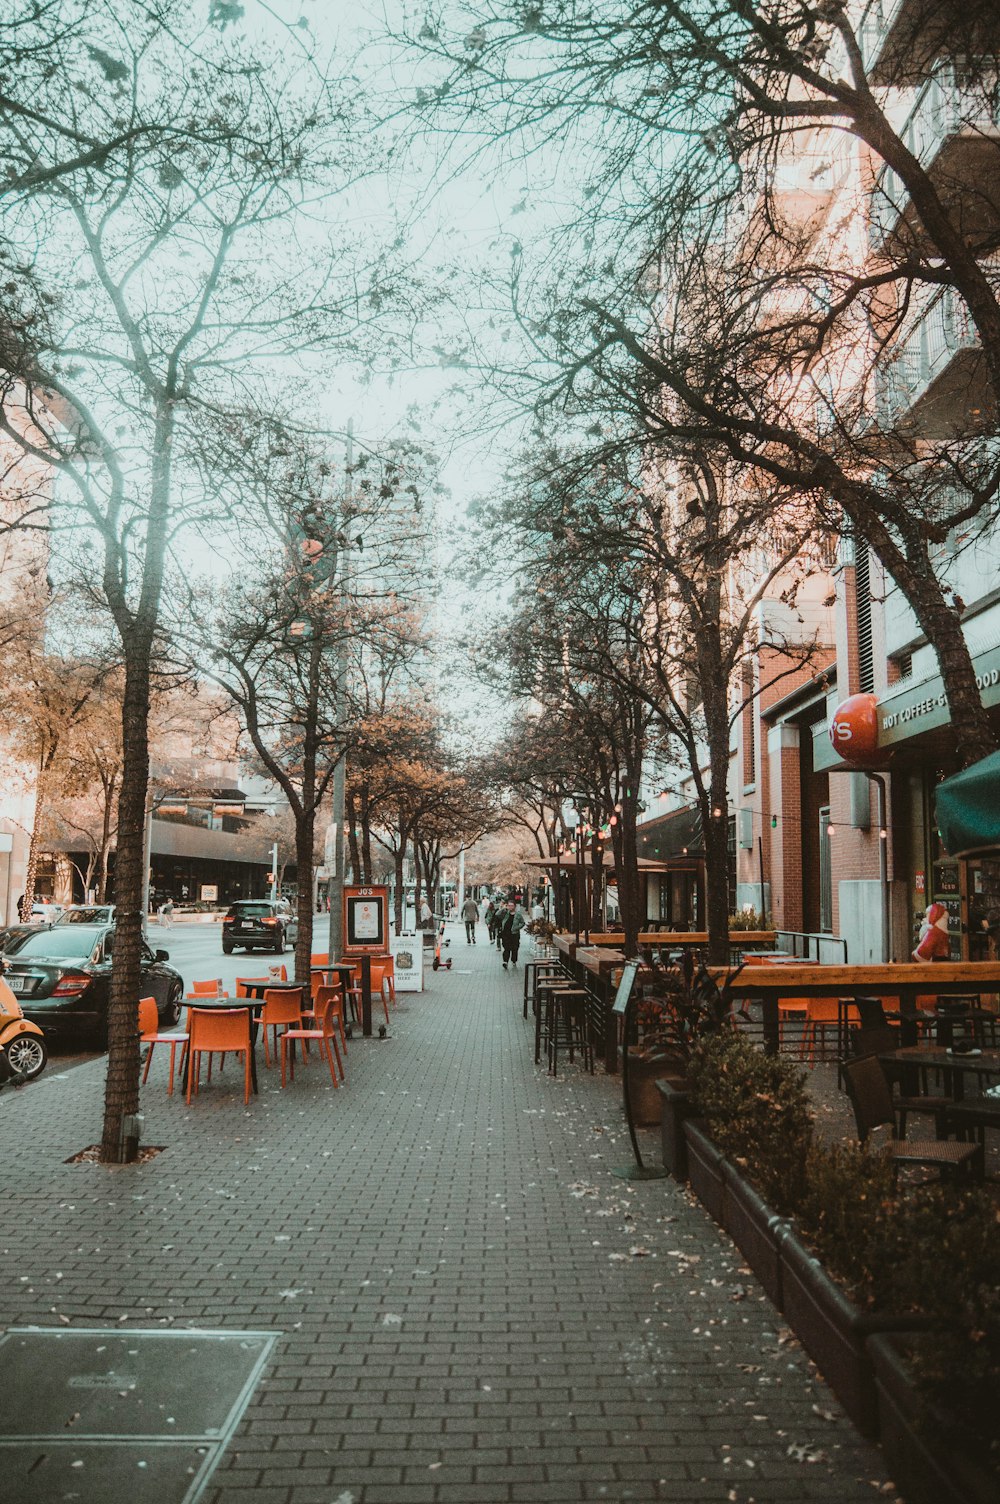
[270,842,278,903]
[141,791,153,926]
[867,773,892,963]
[457,847,466,913]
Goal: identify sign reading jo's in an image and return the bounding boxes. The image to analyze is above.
[829,693,880,765]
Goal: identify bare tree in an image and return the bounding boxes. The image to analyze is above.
[402,2,1000,767]
[0,0,382,1160]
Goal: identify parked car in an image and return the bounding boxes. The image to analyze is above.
[0,922,50,954]
[0,924,183,1046]
[29,901,62,920]
[222,899,298,954]
[53,904,117,926]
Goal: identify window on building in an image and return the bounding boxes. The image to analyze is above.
[855,544,874,693]
[741,659,756,787]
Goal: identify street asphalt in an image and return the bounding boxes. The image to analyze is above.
[0,920,894,1503]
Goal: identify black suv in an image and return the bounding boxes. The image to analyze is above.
[222,899,297,954]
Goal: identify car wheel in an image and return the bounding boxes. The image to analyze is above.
[6,1033,47,1080]
[222,940,233,954]
[161,982,183,1028]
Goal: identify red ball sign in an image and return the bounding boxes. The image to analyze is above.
[829,693,880,764]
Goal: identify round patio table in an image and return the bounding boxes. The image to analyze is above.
[182,1000,263,1094]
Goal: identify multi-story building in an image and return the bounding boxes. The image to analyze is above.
[637,2,1000,961]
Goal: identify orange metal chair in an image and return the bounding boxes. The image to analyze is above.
[303,983,347,1054]
[260,986,304,1068]
[187,978,227,1000]
[311,952,329,966]
[267,963,288,982]
[280,994,343,1087]
[186,1007,252,1104]
[800,997,851,1067]
[139,996,188,1097]
[337,959,364,1022]
[366,960,392,1026]
[371,956,396,1007]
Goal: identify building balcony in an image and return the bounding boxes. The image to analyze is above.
[860,0,994,86]
[869,63,1000,255]
[876,272,999,436]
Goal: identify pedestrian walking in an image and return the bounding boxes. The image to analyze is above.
[484,897,499,945]
[461,895,479,944]
[159,898,174,928]
[498,899,526,969]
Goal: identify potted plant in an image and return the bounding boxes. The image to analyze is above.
[527,917,558,957]
[624,953,732,1134]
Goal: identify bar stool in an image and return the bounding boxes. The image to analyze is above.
[547,987,594,1077]
[534,976,578,1064]
[524,959,566,1020]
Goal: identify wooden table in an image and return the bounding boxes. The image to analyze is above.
[717,962,1000,1054]
[575,931,779,949]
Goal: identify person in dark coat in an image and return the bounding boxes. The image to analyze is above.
[498,899,526,969]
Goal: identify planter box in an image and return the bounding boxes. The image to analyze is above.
[683,1119,726,1224]
[656,1079,693,1180]
[722,1163,788,1310]
[779,1228,931,1439]
[620,1048,684,1127]
[868,1334,998,1504]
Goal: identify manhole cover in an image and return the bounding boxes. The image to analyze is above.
[0,1328,276,1503]
[0,1441,211,1503]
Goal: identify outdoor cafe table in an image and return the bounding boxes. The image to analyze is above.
[877,1043,1000,1101]
[715,962,1000,1055]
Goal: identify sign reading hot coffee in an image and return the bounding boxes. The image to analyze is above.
[878,644,1000,746]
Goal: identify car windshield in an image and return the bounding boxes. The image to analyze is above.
[229,903,272,917]
[6,926,106,960]
[56,906,111,924]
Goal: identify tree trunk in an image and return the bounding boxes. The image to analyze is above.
[702,793,731,968]
[361,788,373,883]
[20,761,50,917]
[100,398,173,1164]
[589,834,603,934]
[393,848,405,934]
[346,789,361,889]
[294,806,315,987]
[613,799,644,958]
[99,644,149,1163]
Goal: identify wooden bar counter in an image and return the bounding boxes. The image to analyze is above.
[717,961,1000,1053]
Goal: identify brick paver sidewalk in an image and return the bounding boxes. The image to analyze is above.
[0,927,893,1503]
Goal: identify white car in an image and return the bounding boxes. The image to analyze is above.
[53,904,115,926]
[30,902,63,921]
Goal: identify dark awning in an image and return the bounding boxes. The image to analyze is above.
[936,751,1000,857]
[636,805,703,860]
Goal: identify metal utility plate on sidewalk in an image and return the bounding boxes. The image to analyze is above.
[0,1326,277,1503]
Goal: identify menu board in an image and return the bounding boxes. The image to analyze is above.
[931,863,962,960]
[343,885,388,953]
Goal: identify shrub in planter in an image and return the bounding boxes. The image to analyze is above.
[798,1151,1000,1485]
[688,1032,812,1213]
[796,1140,898,1294]
[862,1185,1000,1485]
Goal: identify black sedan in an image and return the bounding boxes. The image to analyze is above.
[0,924,183,1046]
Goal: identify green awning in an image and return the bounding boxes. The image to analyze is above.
[936,751,1000,857]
